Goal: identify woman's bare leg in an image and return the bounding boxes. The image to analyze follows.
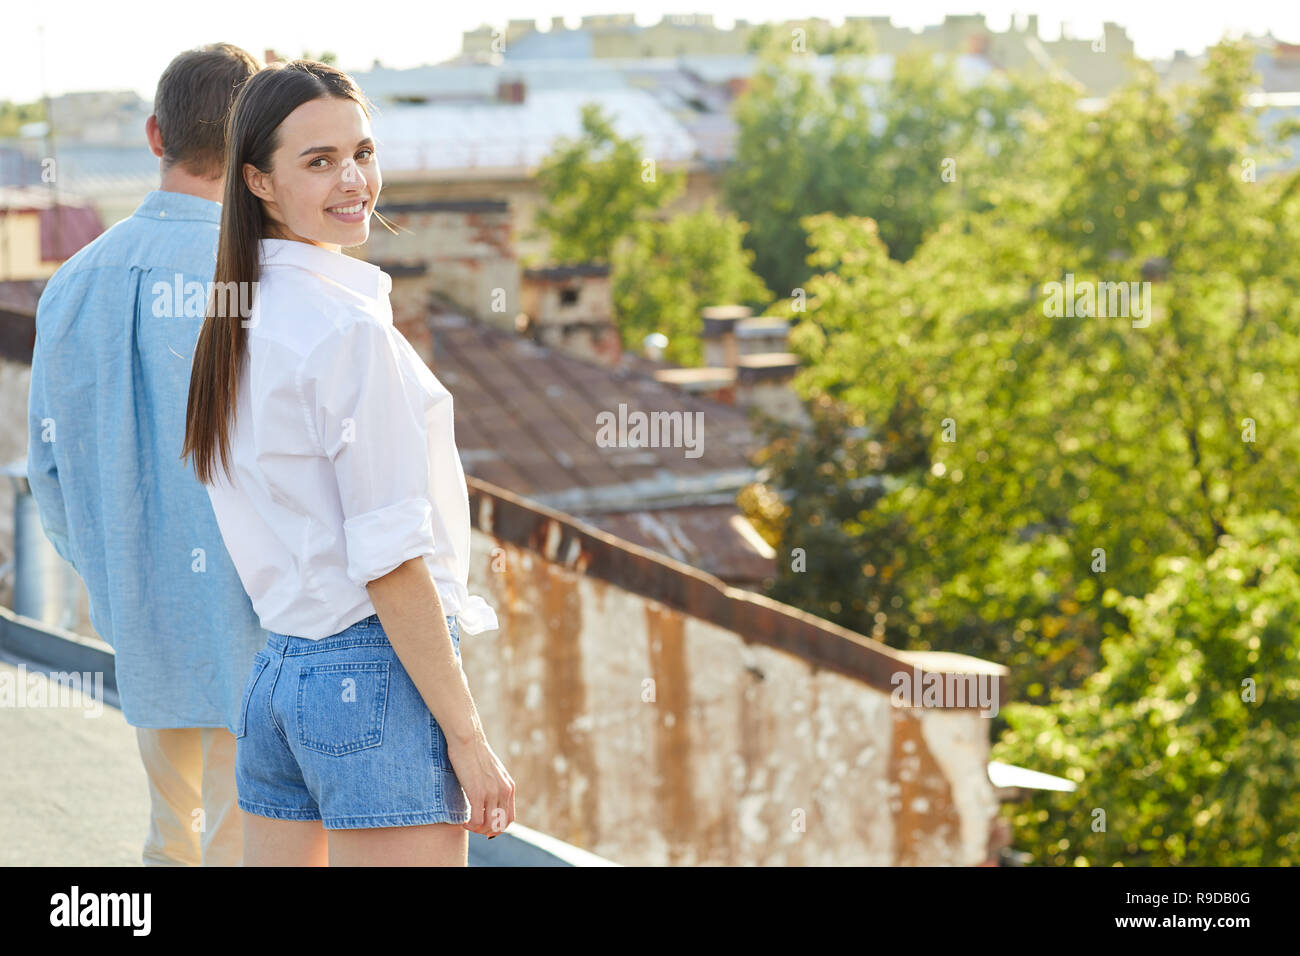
[243,815,328,866]
[327,823,468,866]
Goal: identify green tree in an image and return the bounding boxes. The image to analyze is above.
[0,99,46,138]
[299,50,339,66]
[722,50,842,295]
[993,511,1300,865]
[742,385,929,639]
[731,34,1300,867]
[746,40,1300,707]
[611,200,771,366]
[745,20,876,57]
[724,47,1054,295]
[534,102,684,264]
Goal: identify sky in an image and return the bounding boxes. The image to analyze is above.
[3,0,1299,103]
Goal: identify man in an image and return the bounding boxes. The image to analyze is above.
[27,43,265,866]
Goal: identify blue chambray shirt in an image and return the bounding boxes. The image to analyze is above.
[26,189,268,731]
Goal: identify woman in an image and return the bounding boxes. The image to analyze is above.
[181,60,514,866]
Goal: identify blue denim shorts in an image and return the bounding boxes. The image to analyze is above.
[234,612,471,829]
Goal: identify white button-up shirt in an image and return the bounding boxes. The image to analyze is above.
[203,238,499,640]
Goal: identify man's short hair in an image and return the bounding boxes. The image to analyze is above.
[153,44,261,179]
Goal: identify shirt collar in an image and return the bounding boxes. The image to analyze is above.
[258,238,391,300]
[134,189,222,224]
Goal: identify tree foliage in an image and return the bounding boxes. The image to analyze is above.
[611,200,770,366]
[0,99,46,138]
[533,102,684,264]
[742,40,1300,862]
[723,47,1055,294]
[755,41,1300,697]
[536,105,767,364]
[993,512,1300,866]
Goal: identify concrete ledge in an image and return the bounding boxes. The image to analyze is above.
[466,475,1011,708]
[469,822,622,866]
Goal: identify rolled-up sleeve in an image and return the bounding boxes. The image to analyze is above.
[299,318,435,589]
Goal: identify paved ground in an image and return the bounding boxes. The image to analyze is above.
[0,647,616,866]
[0,649,150,866]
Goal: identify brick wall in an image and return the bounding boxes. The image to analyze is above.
[364,201,520,324]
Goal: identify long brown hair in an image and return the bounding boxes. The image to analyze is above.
[181,59,388,486]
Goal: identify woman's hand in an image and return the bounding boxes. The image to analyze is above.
[446,731,515,837]
[364,558,516,837]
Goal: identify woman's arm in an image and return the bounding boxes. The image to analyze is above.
[365,556,515,835]
[365,556,477,743]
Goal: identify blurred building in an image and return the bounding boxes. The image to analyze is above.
[352,57,727,270]
[0,186,103,281]
[1156,33,1300,175]
[0,90,156,226]
[462,13,1140,95]
[1,17,1159,246]
[350,46,997,279]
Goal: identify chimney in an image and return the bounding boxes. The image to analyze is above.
[264,48,282,65]
[734,353,808,427]
[518,264,622,366]
[700,304,750,371]
[735,315,792,356]
[497,77,526,104]
[695,306,809,426]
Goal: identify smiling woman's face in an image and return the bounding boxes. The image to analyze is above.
[243,95,380,251]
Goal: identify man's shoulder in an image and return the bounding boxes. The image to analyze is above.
[45,206,218,288]
[40,217,131,291]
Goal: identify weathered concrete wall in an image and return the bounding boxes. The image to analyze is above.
[457,482,1006,866]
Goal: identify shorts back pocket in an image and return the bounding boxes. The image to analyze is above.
[296,660,389,756]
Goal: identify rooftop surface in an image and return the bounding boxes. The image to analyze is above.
[0,638,617,867]
[428,311,777,583]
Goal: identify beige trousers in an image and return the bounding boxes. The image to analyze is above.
[135,727,244,866]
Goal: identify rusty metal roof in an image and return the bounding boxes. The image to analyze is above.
[425,310,777,585]
[579,503,776,586]
[429,311,760,496]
